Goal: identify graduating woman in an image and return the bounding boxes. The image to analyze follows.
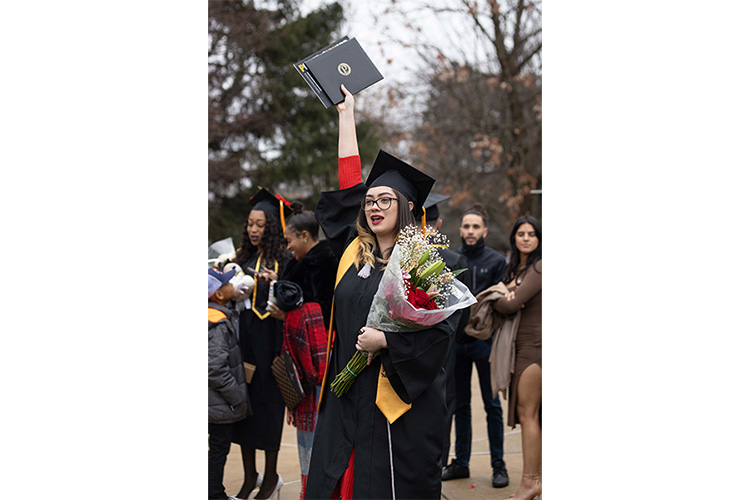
[304,85,461,500]
[493,215,542,500]
[232,189,292,500]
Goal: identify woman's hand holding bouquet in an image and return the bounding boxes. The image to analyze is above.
[356,327,387,365]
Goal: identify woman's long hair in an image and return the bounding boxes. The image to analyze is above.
[504,215,542,284]
[355,188,416,267]
[235,209,287,268]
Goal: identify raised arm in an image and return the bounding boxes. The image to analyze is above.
[315,85,365,255]
[337,84,362,189]
[337,84,358,158]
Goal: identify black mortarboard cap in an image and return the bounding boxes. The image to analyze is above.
[365,150,435,214]
[249,188,293,226]
[424,193,451,221]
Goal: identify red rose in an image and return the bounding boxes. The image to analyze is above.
[406,287,439,310]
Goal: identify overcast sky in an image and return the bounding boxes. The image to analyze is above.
[302,0,490,76]
[298,0,487,125]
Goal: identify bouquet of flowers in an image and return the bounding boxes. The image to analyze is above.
[330,225,476,396]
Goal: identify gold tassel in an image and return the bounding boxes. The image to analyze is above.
[279,199,286,231]
[421,207,427,234]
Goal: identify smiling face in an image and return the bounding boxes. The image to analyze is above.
[515,222,539,257]
[459,213,488,246]
[363,186,401,237]
[284,226,309,261]
[246,210,267,247]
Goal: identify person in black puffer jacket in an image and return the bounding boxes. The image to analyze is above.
[209,269,250,500]
[443,203,510,489]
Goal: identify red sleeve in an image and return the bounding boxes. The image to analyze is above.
[338,155,362,189]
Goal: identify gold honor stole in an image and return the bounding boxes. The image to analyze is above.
[318,237,412,424]
[250,255,279,320]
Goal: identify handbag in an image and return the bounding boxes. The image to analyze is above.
[243,362,256,384]
[271,350,305,409]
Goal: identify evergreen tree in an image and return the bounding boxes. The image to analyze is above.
[208,0,381,245]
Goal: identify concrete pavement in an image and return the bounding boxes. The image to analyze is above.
[220,368,526,500]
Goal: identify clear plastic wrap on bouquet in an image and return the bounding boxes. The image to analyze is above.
[365,243,477,332]
[208,237,236,268]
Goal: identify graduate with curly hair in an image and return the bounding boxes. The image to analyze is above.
[232,189,292,500]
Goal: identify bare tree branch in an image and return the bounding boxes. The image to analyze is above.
[513,0,526,48]
[518,27,542,46]
[517,42,542,71]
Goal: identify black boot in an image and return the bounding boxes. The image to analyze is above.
[492,464,509,488]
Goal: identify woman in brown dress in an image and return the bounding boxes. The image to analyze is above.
[493,215,542,500]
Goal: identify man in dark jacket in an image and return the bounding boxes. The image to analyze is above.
[209,269,250,500]
[442,204,509,488]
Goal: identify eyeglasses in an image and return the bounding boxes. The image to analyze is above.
[361,197,398,211]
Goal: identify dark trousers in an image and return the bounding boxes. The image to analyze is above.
[453,339,506,468]
[209,422,234,500]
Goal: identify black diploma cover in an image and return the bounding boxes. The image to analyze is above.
[293,36,384,108]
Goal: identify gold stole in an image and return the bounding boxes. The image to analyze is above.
[318,237,412,424]
[250,254,279,320]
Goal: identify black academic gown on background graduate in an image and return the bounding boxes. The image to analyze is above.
[232,250,290,451]
[305,183,460,500]
[434,246,470,467]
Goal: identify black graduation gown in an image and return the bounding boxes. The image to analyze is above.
[434,246,470,467]
[232,251,289,450]
[306,184,460,500]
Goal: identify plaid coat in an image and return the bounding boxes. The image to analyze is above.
[283,302,328,431]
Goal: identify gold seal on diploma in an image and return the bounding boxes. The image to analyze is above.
[337,62,351,76]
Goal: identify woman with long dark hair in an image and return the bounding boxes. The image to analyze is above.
[493,215,542,500]
[232,189,291,500]
[304,85,461,500]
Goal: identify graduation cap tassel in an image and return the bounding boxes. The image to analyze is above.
[421,207,427,234]
[279,199,286,231]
